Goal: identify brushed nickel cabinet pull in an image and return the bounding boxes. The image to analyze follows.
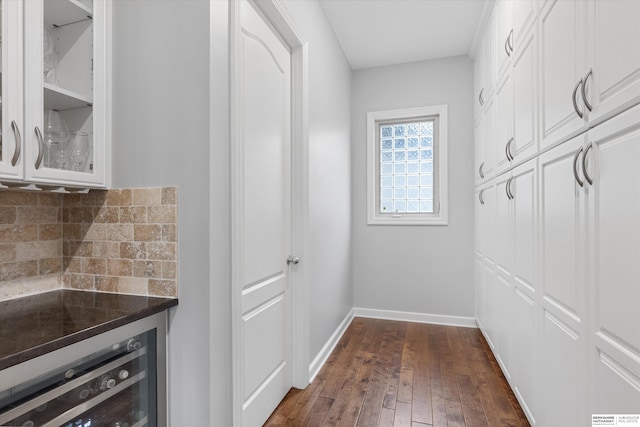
[573,147,584,187]
[505,137,514,161]
[34,127,45,169]
[505,177,513,200]
[582,69,593,112]
[583,142,594,186]
[10,120,21,167]
[572,79,584,119]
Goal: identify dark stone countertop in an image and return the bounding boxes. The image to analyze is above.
[0,289,178,370]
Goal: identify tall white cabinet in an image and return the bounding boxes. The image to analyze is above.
[474,1,640,425]
[0,0,110,189]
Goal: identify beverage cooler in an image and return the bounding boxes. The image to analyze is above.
[0,314,167,427]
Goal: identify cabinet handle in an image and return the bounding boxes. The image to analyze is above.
[572,79,584,119]
[479,189,485,205]
[479,162,485,179]
[34,127,44,170]
[505,137,514,161]
[505,37,511,57]
[506,177,514,200]
[507,29,514,53]
[573,147,584,187]
[583,141,593,186]
[582,68,593,112]
[10,121,22,167]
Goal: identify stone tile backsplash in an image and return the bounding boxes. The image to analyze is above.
[0,192,63,300]
[0,187,178,301]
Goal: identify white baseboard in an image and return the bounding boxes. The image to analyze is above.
[308,309,354,382]
[353,307,477,328]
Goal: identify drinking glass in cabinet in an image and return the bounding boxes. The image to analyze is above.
[43,109,70,168]
[43,27,58,84]
[67,131,89,172]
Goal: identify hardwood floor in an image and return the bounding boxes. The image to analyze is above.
[265,318,530,427]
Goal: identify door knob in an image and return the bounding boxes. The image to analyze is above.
[287,256,300,265]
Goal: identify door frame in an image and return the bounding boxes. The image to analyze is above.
[229,0,309,425]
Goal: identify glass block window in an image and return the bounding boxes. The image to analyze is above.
[367,105,448,225]
[379,120,434,214]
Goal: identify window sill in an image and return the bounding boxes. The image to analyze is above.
[367,214,448,226]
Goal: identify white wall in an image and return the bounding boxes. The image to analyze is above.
[282,0,353,364]
[112,0,351,424]
[351,56,475,318]
[111,1,215,425]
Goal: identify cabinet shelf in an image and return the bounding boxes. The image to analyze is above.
[44,83,92,110]
[44,0,92,27]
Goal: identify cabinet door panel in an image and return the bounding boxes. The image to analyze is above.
[483,261,498,350]
[494,73,513,173]
[482,184,497,264]
[512,33,537,161]
[495,272,513,380]
[483,13,495,100]
[0,0,24,180]
[483,98,496,179]
[513,289,537,423]
[512,0,536,47]
[474,118,485,185]
[24,0,107,188]
[591,120,640,353]
[594,352,640,414]
[542,311,586,427]
[495,176,513,276]
[475,256,485,327]
[495,0,511,80]
[588,110,640,416]
[474,46,484,120]
[513,164,536,292]
[539,138,585,317]
[588,0,640,122]
[540,0,585,148]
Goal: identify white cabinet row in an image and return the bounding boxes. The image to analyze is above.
[474,0,640,185]
[0,0,110,190]
[475,106,640,426]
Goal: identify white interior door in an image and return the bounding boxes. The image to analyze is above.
[237,0,292,425]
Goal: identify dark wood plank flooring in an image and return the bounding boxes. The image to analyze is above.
[265,317,530,427]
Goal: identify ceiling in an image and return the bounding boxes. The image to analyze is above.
[319,0,491,70]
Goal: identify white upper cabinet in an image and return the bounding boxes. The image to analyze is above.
[494,71,513,174]
[483,13,495,104]
[0,0,25,181]
[511,0,537,50]
[585,0,640,123]
[496,0,537,82]
[494,0,512,80]
[540,0,640,149]
[474,45,484,121]
[0,0,110,189]
[539,0,587,149]
[511,30,537,162]
[475,10,495,118]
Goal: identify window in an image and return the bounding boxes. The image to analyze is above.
[367,105,448,225]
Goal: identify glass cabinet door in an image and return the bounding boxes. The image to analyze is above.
[0,0,25,182]
[24,0,107,188]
